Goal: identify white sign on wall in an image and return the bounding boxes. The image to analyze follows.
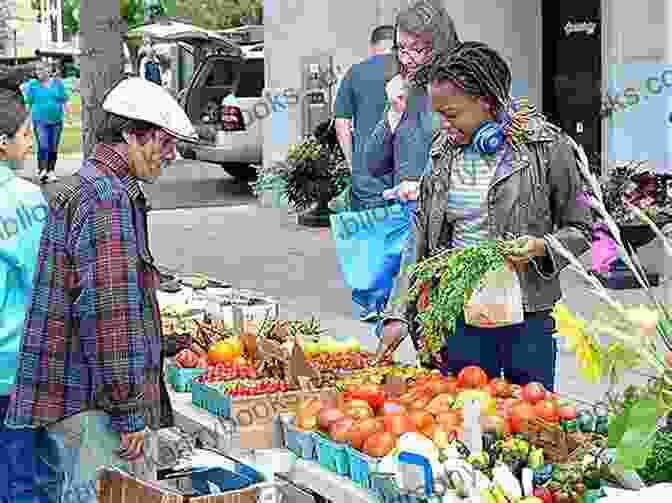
[564,21,598,36]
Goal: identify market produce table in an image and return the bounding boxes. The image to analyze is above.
[169,390,375,503]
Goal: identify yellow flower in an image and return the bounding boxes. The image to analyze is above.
[552,304,603,383]
[552,304,586,346]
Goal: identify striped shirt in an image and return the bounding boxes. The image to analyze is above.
[446,147,497,248]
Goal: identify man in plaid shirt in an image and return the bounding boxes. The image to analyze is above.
[4,78,197,502]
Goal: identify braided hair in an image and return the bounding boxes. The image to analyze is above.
[395,0,460,87]
[423,41,512,114]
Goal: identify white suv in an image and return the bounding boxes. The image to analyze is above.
[135,22,265,180]
[178,45,264,180]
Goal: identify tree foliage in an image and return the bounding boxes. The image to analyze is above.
[63,0,162,34]
[63,0,261,34]
[174,0,262,30]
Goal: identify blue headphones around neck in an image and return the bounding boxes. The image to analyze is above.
[469,120,506,155]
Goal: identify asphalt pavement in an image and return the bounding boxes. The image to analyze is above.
[16,157,668,404]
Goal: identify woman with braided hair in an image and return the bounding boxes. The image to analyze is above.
[377,42,593,390]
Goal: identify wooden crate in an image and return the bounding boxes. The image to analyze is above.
[230,388,337,427]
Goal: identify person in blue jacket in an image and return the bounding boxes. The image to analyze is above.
[366,0,460,197]
[22,59,70,184]
[0,85,50,501]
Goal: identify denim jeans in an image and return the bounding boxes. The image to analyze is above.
[33,121,63,170]
[37,411,148,503]
[438,312,559,391]
[0,396,50,503]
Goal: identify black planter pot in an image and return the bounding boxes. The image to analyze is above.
[618,224,657,249]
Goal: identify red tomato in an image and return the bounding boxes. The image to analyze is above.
[489,378,513,398]
[533,487,553,503]
[534,400,560,423]
[521,382,547,404]
[558,403,577,421]
[345,385,385,411]
[546,391,561,401]
[510,401,535,433]
[383,412,416,436]
[417,285,431,312]
[457,366,489,389]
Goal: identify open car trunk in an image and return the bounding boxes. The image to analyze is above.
[126,21,244,144]
[183,54,243,144]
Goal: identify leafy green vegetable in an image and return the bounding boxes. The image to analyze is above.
[614,398,659,470]
[636,430,672,483]
[401,241,515,362]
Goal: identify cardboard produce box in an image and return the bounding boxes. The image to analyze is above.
[97,467,273,503]
[229,388,337,427]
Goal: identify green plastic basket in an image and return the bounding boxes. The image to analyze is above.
[166,365,206,392]
[191,380,232,417]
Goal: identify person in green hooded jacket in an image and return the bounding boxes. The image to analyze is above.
[0,84,50,501]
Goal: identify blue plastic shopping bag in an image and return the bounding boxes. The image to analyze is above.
[330,198,416,315]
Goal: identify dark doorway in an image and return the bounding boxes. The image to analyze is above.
[543,1,602,173]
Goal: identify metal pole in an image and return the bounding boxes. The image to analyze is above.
[13,30,17,62]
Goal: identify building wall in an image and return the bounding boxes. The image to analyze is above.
[601,0,670,170]
[0,0,43,57]
[262,0,542,171]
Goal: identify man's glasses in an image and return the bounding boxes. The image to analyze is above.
[394,44,432,61]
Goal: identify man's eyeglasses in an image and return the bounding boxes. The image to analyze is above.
[394,44,432,60]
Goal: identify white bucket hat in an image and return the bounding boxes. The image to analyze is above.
[102,77,198,143]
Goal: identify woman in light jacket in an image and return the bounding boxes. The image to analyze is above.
[0,84,50,502]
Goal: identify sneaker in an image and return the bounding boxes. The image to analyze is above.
[46,173,58,183]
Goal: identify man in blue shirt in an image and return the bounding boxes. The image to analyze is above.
[334,25,399,211]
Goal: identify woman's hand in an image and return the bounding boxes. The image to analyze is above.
[374,320,407,364]
[503,236,546,272]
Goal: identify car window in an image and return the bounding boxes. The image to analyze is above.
[235,58,264,98]
[206,63,236,86]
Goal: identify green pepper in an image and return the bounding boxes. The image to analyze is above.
[576,412,596,432]
[595,415,609,436]
[528,448,544,470]
[560,419,578,432]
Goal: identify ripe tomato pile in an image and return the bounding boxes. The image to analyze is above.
[195,377,289,396]
[306,351,393,371]
[203,361,258,382]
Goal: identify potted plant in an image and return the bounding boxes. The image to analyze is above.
[282,121,349,227]
[592,161,672,288]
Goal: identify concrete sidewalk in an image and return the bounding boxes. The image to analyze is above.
[148,203,666,403]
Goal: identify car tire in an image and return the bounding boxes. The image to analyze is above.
[220,163,257,181]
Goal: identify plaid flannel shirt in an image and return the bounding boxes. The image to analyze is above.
[4,144,174,433]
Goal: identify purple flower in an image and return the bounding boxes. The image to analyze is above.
[576,191,592,209]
